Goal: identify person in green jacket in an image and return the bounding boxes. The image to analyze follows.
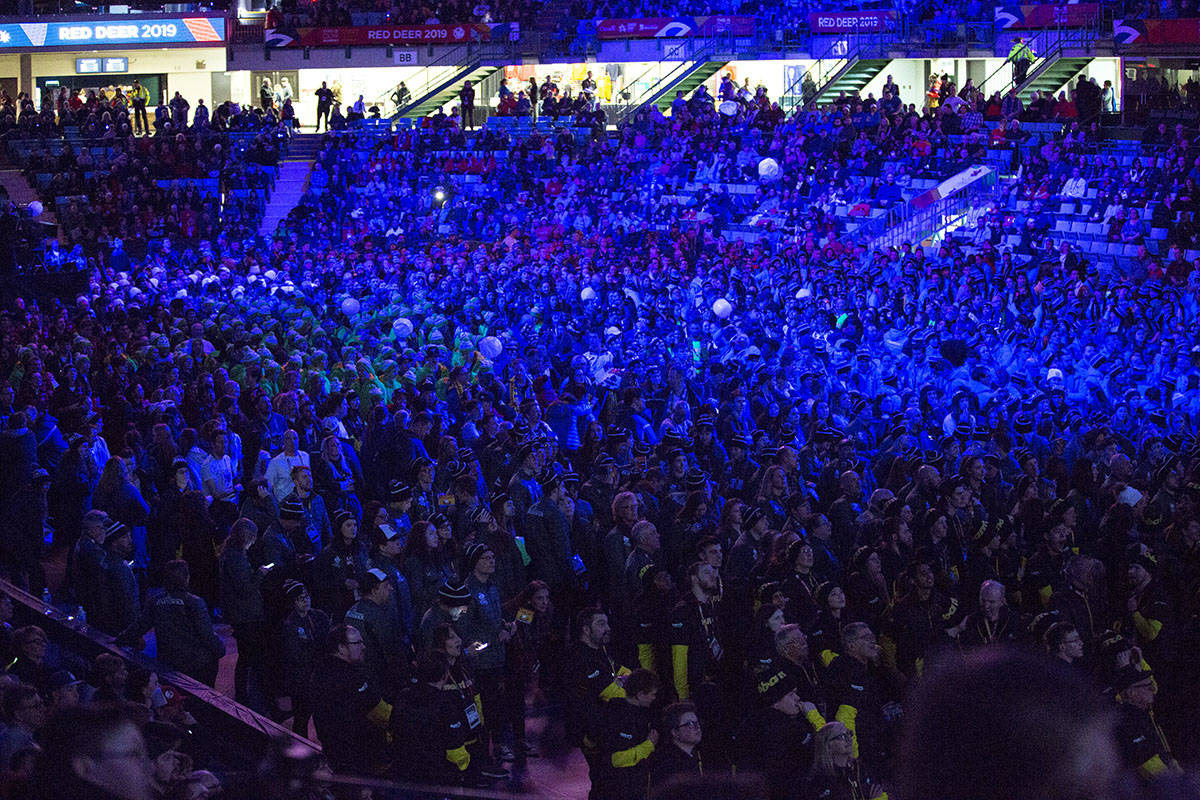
[1009,37,1036,85]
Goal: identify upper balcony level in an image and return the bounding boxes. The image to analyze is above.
[0,0,1192,58]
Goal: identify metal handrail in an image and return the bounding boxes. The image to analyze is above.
[982,18,1100,99]
[785,35,850,109]
[613,37,718,125]
[785,29,898,109]
[372,43,479,115]
[874,167,998,248]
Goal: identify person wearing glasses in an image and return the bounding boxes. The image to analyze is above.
[806,721,886,800]
[1113,665,1181,781]
[648,701,715,791]
[1044,622,1085,667]
[826,622,892,773]
[312,624,392,776]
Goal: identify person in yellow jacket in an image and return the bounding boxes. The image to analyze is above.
[1008,37,1036,85]
[130,80,150,136]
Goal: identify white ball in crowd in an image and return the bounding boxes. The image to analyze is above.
[341,297,361,316]
[28,201,43,217]
[758,157,781,182]
[581,287,598,302]
[479,336,503,360]
[712,298,733,319]
[393,317,414,338]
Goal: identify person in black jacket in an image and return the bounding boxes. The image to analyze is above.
[280,579,330,736]
[669,562,724,706]
[564,608,631,773]
[957,580,1024,648]
[1112,665,1181,781]
[594,668,659,800]
[117,560,224,686]
[0,467,51,594]
[391,652,476,785]
[648,700,715,793]
[218,518,267,710]
[804,721,886,800]
[312,624,391,776]
[735,668,820,800]
[524,470,576,601]
[70,510,110,621]
[312,509,369,619]
[825,621,892,773]
[97,522,139,636]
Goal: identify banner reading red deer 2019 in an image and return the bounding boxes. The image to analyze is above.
[265,22,496,47]
[807,11,897,33]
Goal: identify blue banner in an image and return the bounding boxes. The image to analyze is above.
[0,17,225,49]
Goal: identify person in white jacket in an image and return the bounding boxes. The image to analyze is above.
[265,429,310,501]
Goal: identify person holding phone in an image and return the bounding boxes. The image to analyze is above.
[460,544,516,762]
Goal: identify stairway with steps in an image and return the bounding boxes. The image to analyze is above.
[402,64,501,119]
[1018,57,1094,103]
[652,61,729,112]
[0,169,56,224]
[255,133,322,238]
[816,58,891,105]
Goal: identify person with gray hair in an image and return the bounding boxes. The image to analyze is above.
[825,621,892,772]
[956,580,1024,647]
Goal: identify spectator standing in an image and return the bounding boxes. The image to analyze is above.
[130,80,150,135]
[280,580,330,736]
[98,522,139,637]
[460,80,476,130]
[117,560,225,686]
[312,624,391,775]
[218,518,268,710]
[315,82,334,132]
[1008,37,1035,85]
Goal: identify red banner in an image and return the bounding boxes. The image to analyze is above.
[595,15,754,39]
[1114,18,1200,47]
[807,10,896,32]
[266,23,491,47]
[995,4,1099,29]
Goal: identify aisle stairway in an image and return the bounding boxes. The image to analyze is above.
[255,133,322,238]
[1019,57,1094,102]
[401,64,502,119]
[0,168,57,224]
[816,58,891,104]
[651,61,729,111]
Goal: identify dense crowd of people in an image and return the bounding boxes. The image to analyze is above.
[1,89,288,257]
[0,67,1199,800]
[264,0,540,32]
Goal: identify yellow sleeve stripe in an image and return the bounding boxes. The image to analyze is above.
[836,704,860,759]
[1132,611,1163,641]
[446,745,470,771]
[1138,754,1168,779]
[672,644,690,700]
[637,643,657,675]
[611,738,655,768]
[367,700,392,728]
